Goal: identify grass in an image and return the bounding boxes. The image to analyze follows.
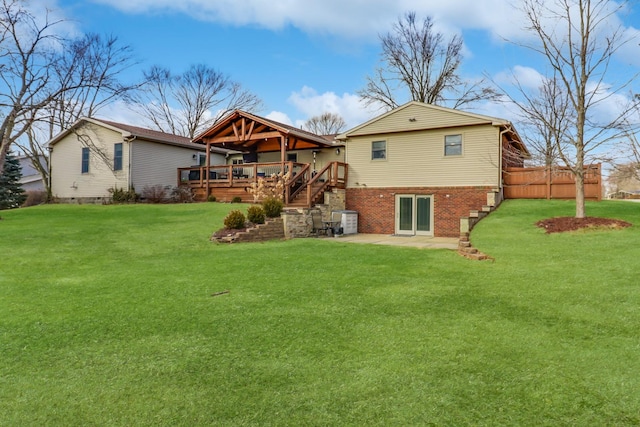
[1,200,640,425]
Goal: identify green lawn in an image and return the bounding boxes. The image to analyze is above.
[1,200,639,426]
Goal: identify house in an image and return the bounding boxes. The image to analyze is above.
[335,102,530,238]
[49,117,230,203]
[185,110,346,205]
[17,154,46,192]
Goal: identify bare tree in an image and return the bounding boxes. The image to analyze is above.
[0,0,137,182]
[607,161,640,194]
[518,0,639,218]
[16,33,139,196]
[504,73,572,168]
[303,112,346,135]
[358,11,499,111]
[132,64,263,139]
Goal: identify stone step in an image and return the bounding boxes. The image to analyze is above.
[459,246,478,254]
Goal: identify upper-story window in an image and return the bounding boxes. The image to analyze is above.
[81,147,90,173]
[444,134,462,156]
[372,140,386,160]
[113,143,123,171]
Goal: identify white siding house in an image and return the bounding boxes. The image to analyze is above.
[49,118,229,203]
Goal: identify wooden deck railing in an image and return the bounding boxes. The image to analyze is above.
[178,161,348,206]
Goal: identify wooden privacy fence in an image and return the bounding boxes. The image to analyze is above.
[504,164,601,200]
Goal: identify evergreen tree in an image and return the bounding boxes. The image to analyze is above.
[0,152,27,210]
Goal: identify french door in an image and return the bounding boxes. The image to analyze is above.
[395,194,433,236]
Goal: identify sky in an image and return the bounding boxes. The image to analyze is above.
[41,0,640,133]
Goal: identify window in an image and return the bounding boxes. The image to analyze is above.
[444,134,462,156]
[372,140,386,160]
[287,152,297,162]
[113,143,123,171]
[81,147,90,173]
[232,159,244,165]
[197,153,207,166]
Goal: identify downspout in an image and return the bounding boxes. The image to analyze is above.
[46,145,53,201]
[498,124,512,200]
[124,135,136,190]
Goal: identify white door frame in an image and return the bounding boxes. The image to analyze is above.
[395,194,434,236]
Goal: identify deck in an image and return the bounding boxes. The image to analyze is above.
[178,161,348,207]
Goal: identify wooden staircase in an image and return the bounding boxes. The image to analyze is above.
[287,181,328,207]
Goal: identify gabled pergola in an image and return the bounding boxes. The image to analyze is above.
[192,109,336,168]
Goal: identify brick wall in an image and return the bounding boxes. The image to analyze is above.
[345,186,491,237]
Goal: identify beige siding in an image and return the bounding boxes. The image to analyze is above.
[253,147,344,171]
[348,103,493,137]
[50,123,128,199]
[345,125,501,188]
[130,141,213,190]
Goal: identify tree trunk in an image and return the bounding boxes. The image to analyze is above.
[575,166,586,218]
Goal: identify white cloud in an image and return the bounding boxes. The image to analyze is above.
[495,65,545,90]
[265,111,293,126]
[88,0,535,41]
[286,86,379,129]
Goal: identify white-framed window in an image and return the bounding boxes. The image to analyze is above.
[372,140,386,160]
[113,143,123,171]
[444,134,462,156]
[81,147,90,173]
[197,153,207,166]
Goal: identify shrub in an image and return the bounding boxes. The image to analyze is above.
[262,196,283,218]
[170,186,194,203]
[22,190,47,207]
[108,186,137,204]
[207,195,217,202]
[141,185,167,203]
[231,196,242,203]
[247,205,265,224]
[247,170,291,202]
[223,209,246,229]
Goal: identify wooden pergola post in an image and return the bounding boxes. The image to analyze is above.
[280,135,287,175]
[205,141,211,198]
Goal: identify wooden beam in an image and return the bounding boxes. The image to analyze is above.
[232,122,240,140]
[209,131,283,144]
[246,121,255,141]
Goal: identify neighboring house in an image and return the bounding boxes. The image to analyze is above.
[335,101,530,238]
[49,117,230,203]
[17,154,46,192]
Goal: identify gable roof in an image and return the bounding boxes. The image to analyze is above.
[336,101,529,157]
[193,110,339,152]
[337,101,514,140]
[47,117,230,153]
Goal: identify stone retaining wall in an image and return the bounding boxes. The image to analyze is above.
[212,217,284,243]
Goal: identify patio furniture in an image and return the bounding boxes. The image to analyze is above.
[311,212,331,236]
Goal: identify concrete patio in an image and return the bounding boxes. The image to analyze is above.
[323,233,459,250]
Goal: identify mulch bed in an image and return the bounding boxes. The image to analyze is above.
[535,217,632,234]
